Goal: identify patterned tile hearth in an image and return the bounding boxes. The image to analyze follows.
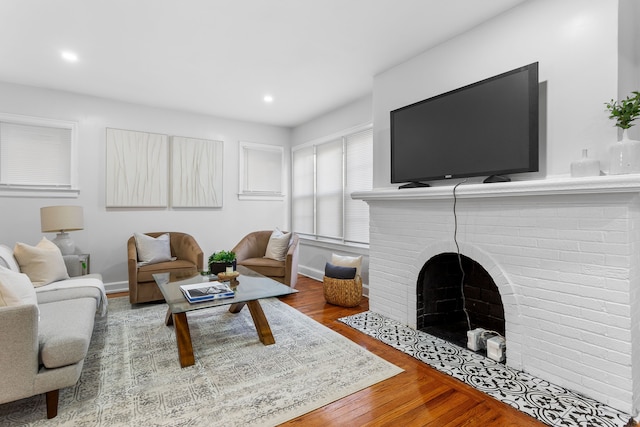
[338,311,633,427]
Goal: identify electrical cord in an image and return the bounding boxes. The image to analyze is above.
[453,180,472,331]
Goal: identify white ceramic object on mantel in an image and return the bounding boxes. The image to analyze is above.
[570,149,600,177]
[609,129,640,175]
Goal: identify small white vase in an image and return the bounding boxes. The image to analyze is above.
[570,149,600,177]
[609,129,640,175]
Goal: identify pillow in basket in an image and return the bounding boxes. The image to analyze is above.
[324,262,356,280]
[331,253,362,278]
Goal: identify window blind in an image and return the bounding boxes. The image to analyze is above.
[291,125,373,245]
[316,139,343,239]
[0,121,72,186]
[292,146,315,235]
[344,128,373,244]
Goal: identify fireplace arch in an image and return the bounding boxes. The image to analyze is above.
[409,241,523,366]
[417,252,505,348]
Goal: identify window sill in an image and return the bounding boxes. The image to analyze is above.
[0,186,80,198]
[237,192,285,201]
[299,236,369,255]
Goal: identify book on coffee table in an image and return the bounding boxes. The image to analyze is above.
[180,282,235,303]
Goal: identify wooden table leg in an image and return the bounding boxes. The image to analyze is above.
[165,307,173,326]
[247,300,275,345]
[228,302,246,313]
[172,312,195,367]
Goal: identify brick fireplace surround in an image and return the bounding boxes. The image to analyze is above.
[354,175,640,416]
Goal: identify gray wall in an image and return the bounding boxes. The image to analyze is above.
[0,82,291,290]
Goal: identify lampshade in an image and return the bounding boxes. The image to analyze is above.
[41,206,84,232]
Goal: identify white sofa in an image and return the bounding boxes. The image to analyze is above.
[0,244,107,419]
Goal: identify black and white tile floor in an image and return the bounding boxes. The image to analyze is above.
[338,311,633,427]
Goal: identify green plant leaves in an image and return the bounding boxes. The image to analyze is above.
[605,91,640,129]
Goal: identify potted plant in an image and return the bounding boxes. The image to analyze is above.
[208,250,236,274]
[605,91,640,175]
[605,91,640,130]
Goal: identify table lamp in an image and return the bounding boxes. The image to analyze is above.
[40,205,84,255]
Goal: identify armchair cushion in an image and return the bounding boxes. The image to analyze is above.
[13,238,69,287]
[134,232,173,265]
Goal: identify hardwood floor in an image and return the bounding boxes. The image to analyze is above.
[108,276,545,426]
[277,275,546,427]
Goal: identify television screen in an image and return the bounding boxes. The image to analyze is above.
[391,62,539,187]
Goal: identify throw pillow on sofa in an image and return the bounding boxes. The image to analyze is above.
[0,265,38,308]
[13,237,70,287]
[264,228,291,261]
[0,244,20,271]
[134,232,173,265]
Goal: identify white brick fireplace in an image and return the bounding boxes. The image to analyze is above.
[354,175,640,416]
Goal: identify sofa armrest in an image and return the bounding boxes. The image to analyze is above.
[0,304,39,404]
[127,237,139,300]
[285,234,300,288]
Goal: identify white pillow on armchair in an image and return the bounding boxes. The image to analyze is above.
[134,232,175,266]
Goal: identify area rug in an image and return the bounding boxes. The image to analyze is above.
[0,298,402,426]
[339,311,632,427]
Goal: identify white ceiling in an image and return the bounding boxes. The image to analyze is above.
[0,0,527,127]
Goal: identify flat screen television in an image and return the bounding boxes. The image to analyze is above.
[390,62,539,187]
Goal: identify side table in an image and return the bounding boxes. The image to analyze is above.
[78,254,90,275]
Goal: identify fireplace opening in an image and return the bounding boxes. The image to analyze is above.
[417,253,505,351]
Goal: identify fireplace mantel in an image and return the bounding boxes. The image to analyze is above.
[353,175,640,201]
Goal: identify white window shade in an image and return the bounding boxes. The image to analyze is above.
[345,128,373,244]
[292,146,314,235]
[291,124,372,246]
[0,113,78,197]
[316,140,343,239]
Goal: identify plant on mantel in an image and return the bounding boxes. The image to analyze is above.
[605,91,640,175]
[605,91,640,131]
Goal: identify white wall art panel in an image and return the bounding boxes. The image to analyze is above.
[171,136,223,207]
[105,128,168,207]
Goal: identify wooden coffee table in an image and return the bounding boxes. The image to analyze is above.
[153,265,297,367]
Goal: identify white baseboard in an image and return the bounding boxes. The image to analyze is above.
[298,266,324,282]
[105,281,128,294]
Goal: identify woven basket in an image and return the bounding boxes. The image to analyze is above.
[323,275,363,307]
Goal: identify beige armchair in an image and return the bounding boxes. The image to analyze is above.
[127,232,203,304]
[232,230,299,288]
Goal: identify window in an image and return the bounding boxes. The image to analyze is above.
[0,113,78,197]
[292,126,372,245]
[238,141,285,200]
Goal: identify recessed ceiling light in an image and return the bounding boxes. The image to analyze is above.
[263,95,274,103]
[61,51,78,62]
